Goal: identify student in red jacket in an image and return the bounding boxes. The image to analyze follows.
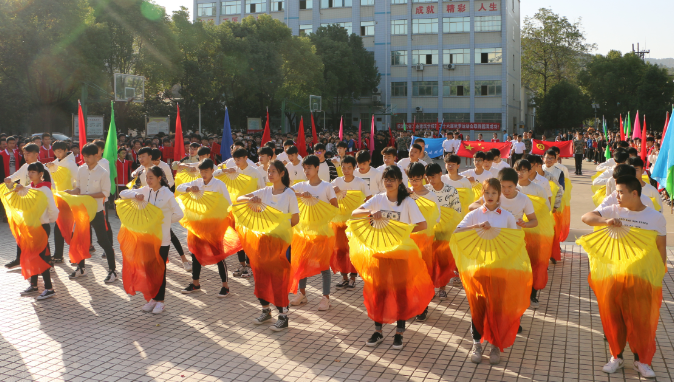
[39,133,55,163]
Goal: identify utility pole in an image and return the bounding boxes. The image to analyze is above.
[632,43,650,61]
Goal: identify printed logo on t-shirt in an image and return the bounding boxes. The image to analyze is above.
[361,177,371,189]
[381,210,401,221]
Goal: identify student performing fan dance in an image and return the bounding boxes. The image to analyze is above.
[236,160,300,331]
[350,165,434,350]
[118,166,184,314]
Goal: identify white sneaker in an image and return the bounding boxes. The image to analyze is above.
[152,302,165,315]
[633,361,655,378]
[449,276,462,287]
[489,345,501,365]
[290,292,307,306]
[183,261,192,272]
[602,357,624,373]
[318,296,331,311]
[470,343,482,364]
[142,300,157,312]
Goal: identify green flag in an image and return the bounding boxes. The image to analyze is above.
[402,121,407,131]
[102,101,118,196]
[625,112,631,138]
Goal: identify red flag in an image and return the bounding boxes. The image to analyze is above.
[357,120,362,150]
[310,113,318,146]
[297,117,307,157]
[640,116,648,162]
[261,108,271,146]
[619,114,624,141]
[663,111,670,142]
[338,116,343,141]
[388,125,395,147]
[173,104,185,161]
[412,117,416,134]
[530,139,574,157]
[77,100,86,153]
[456,141,513,158]
[370,115,375,154]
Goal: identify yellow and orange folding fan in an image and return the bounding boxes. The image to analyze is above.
[0,185,50,279]
[116,198,164,302]
[177,190,239,263]
[411,195,439,233]
[215,172,257,202]
[175,169,201,189]
[592,185,607,207]
[450,228,532,351]
[232,202,292,236]
[431,206,463,287]
[126,176,138,189]
[456,187,474,217]
[54,191,97,264]
[333,190,366,223]
[471,181,484,201]
[347,217,415,255]
[50,165,72,191]
[523,194,555,290]
[296,196,338,231]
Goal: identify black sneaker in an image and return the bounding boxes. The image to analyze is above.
[104,271,117,283]
[69,267,87,278]
[37,290,55,300]
[217,287,230,298]
[101,253,106,259]
[52,257,64,264]
[346,279,356,289]
[518,325,523,334]
[416,309,428,322]
[392,334,404,350]
[20,285,38,295]
[89,245,95,253]
[550,257,557,264]
[253,308,272,325]
[181,283,201,294]
[5,259,20,269]
[335,280,349,288]
[366,332,384,347]
[270,315,289,332]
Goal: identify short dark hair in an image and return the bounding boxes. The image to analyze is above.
[232,148,248,159]
[445,154,461,164]
[355,150,371,163]
[286,146,298,155]
[473,151,486,160]
[302,154,320,167]
[138,147,153,157]
[381,147,397,157]
[627,147,638,156]
[197,146,211,156]
[81,143,99,156]
[198,159,215,170]
[514,159,531,171]
[410,143,422,152]
[313,143,326,151]
[283,140,295,147]
[407,162,426,178]
[612,164,636,179]
[258,146,274,157]
[618,141,630,148]
[93,140,105,150]
[550,146,560,155]
[545,149,557,158]
[151,148,162,161]
[527,154,542,165]
[264,141,276,150]
[233,141,245,147]
[498,168,519,184]
[189,142,201,149]
[425,163,442,177]
[41,133,51,139]
[484,152,495,161]
[646,136,655,143]
[52,141,68,152]
[615,176,642,197]
[117,147,127,154]
[336,141,348,149]
[6,136,16,142]
[341,155,357,168]
[23,143,40,153]
[414,138,425,145]
[489,148,501,157]
[627,157,644,168]
[614,151,629,164]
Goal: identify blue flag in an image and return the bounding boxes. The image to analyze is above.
[651,108,674,195]
[220,107,234,161]
[411,136,444,158]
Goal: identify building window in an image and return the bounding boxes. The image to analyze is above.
[299,24,313,35]
[272,0,284,11]
[444,49,469,64]
[443,17,470,33]
[391,82,407,97]
[321,22,352,34]
[321,0,352,8]
[412,18,438,34]
[475,16,501,32]
[362,0,374,5]
[391,19,407,35]
[300,0,313,9]
[360,21,375,36]
[412,49,438,65]
[197,2,216,16]
[222,1,241,15]
[414,113,439,123]
[246,0,266,13]
[391,0,407,3]
[413,81,438,97]
[443,113,470,122]
[443,81,470,97]
[475,113,502,123]
[475,80,502,96]
[391,51,407,65]
[475,48,502,63]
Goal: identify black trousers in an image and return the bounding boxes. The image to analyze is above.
[53,223,65,259]
[259,298,286,313]
[237,250,249,265]
[191,254,228,282]
[169,229,184,257]
[574,154,583,173]
[153,246,170,301]
[30,224,52,289]
[511,153,523,165]
[78,211,116,271]
[471,320,482,340]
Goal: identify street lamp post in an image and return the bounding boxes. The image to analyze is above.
[592,102,600,131]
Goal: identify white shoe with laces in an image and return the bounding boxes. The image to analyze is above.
[489,345,501,364]
[290,292,307,306]
[152,302,165,315]
[602,357,623,373]
[183,261,192,272]
[317,296,331,311]
[633,361,655,378]
[142,300,158,312]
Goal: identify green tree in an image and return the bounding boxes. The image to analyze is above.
[522,8,595,97]
[537,81,592,132]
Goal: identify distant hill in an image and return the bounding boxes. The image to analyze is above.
[646,58,674,69]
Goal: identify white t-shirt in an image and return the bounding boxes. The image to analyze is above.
[442,139,458,153]
[224,157,255,169]
[251,186,300,215]
[498,191,535,220]
[175,177,232,205]
[276,151,302,164]
[460,168,493,183]
[286,161,307,183]
[317,161,332,182]
[332,176,371,197]
[360,193,424,225]
[491,161,510,171]
[512,141,526,154]
[642,183,663,210]
[354,167,384,194]
[532,173,553,198]
[377,164,408,185]
[425,182,461,212]
[599,190,655,210]
[292,180,337,204]
[597,158,615,171]
[397,158,427,174]
[256,164,270,184]
[236,165,265,189]
[457,206,518,230]
[595,204,666,236]
[518,182,550,209]
[441,174,472,190]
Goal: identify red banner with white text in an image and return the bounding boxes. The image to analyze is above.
[396,122,500,131]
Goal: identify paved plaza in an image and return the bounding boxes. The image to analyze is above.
[1,159,674,382]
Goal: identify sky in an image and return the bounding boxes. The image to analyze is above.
[154,0,674,59]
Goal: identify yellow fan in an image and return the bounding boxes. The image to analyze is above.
[437,206,461,231]
[50,166,72,191]
[1,185,48,225]
[115,198,164,233]
[335,190,366,218]
[335,166,344,177]
[451,228,528,266]
[650,197,662,212]
[347,217,415,252]
[471,181,483,201]
[177,190,230,217]
[591,170,605,181]
[297,196,338,226]
[411,194,439,232]
[231,202,291,233]
[592,185,606,207]
[642,173,650,183]
[175,169,201,187]
[215,172,257,202]
[456,187,474,216]
[126,176,138,189]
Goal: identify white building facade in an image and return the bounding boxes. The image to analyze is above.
[193,0,522,137]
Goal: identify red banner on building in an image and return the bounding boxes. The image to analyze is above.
[395,122,500,131]
[456,141,513,158]
[530,140,574,158]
